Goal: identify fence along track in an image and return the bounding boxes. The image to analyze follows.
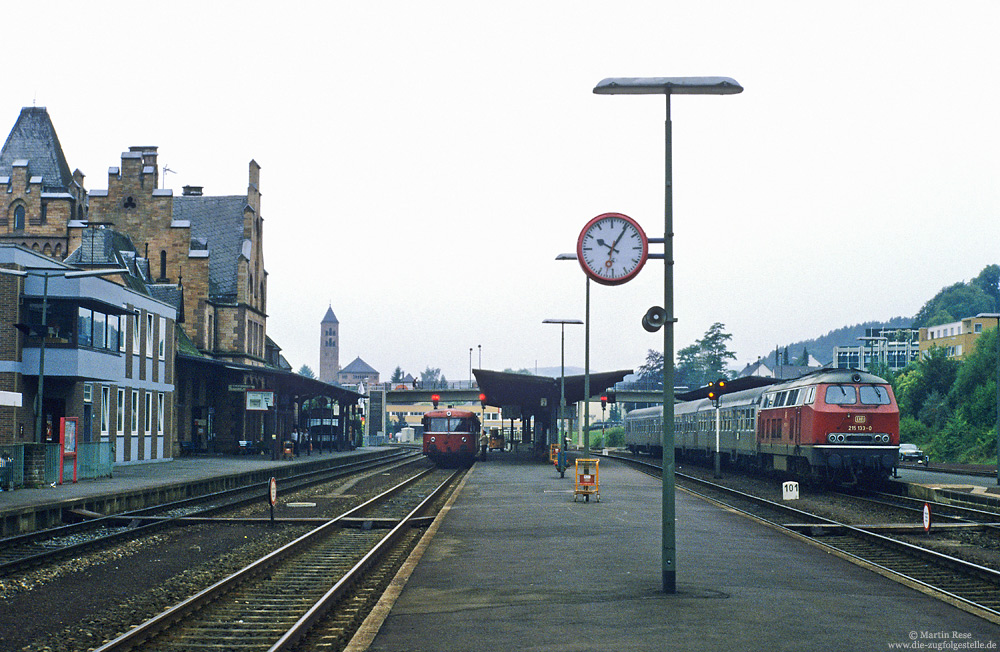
[92,467,458,652]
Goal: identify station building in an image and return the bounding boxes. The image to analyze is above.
[0,243,176,484]
[0,106,363,476]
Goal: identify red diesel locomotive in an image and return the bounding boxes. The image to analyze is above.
[421,408,481,468]
[625,369,900,483]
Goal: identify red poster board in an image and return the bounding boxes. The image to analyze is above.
[59,417,78,485]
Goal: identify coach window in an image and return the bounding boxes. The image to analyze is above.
[804,387,816,404]
[787,389,800,406]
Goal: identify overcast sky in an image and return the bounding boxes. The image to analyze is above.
[6,2,998,384]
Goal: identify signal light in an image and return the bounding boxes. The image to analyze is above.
[601,395,608,409]
[431,393,440,408]
[479,393,487,405]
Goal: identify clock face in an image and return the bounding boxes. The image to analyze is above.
[576,213,649,285]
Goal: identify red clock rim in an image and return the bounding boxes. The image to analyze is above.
[576,212,649,286]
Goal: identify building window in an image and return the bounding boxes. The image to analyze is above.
[975,323,983,334]
[117,388,125,434]
[101,386,110,436]
[158,317,166,360]
[13,205,25,230]
[157,393,164,435]
[132,312,140,354]
[146,313,153,358]
[131,389,139,434]
[159,250,167,280]
[78,308,93,347]
[144,391,152,434]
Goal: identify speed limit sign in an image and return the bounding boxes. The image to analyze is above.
[922,502,931,533]
[269,477,277,507]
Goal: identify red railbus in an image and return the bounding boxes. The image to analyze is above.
[421,408,481,468]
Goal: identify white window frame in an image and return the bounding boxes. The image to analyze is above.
[116,388,125,434]
[132,312,140,355]
[157,392,164,435]
[144,391,152,434]
[100,386,110,436]
[158,317,166,360]
[131,389,139,434]
[146,313,154,358]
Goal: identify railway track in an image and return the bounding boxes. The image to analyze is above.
[602,451,1000,624]
[91,466,460,652]
[0,450,422,577]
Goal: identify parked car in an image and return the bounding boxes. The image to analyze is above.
[898,443,927,464]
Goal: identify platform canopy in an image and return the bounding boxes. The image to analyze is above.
[473,369,632,410]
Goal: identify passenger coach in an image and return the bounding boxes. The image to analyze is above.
[625,369,900,483]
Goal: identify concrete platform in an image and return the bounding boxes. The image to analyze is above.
[357,451,1000,652]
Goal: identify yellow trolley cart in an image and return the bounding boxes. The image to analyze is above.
[574,458,600,502]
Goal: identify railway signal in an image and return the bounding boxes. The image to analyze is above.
[431,394,440,409]
[601,395,608,409]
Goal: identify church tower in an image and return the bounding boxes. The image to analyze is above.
[319,306,340,383]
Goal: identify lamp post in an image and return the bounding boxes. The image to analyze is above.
[0,266,128,443]
[594,76,742,594]
[543,319,583,449]
[555,254,594,456]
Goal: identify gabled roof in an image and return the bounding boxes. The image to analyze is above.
[173,195,249,302]
[340,357,378,374]
[0,107,74,189]
[322,306,339,323]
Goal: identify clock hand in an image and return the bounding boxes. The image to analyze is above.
[595,238,619,253]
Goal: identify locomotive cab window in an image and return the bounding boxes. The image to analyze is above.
[859,386,891,405]
[824,385,857,405]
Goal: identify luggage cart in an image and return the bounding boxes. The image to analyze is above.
[574,458,600,502]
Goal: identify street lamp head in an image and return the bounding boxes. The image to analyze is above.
[555,253,578,261]
[543,319,583,325]
[593,77,743,95]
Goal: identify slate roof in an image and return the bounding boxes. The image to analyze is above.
[0,107,74,189]
[322,306,338,323]
[173,195,249,302]
[340,357,378,374]
[64,227,133,268]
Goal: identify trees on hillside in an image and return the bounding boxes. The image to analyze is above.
[892,330,998,463]
[638,322,736,390]
[913,264,1000,328]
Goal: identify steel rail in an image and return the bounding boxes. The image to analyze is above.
[0,450,420,576]
[91,466,454,652]
[601,451,1000,623]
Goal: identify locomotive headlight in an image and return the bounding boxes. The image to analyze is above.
[836,434,846,443]
[429,437,436,443]
[827,434,836,443]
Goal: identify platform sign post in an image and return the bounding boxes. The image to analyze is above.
[59,417,78,485]
[269,477,277,526]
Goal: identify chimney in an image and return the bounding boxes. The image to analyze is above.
[183,185,203,196]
